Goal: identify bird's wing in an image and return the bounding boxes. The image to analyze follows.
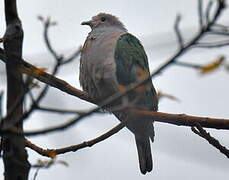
[114,33,158,110]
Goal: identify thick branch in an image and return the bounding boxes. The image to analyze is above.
[133,109,229,130]
[0,50,92,103]
[2,0,30,179]
[0,110,228,137]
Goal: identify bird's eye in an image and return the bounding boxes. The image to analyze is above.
[101,17,106,22]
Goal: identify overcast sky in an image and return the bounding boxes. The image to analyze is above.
[1,1,229,180]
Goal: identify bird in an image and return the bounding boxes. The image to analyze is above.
[79,13,158,174]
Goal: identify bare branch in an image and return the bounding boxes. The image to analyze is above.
[39,16,61,62]
[198,0,204,28]
[213,23,229,31]
[174,61,201,69]
[194,40,229,48]
[39,16,81,65]
[31,159,68,180]
[132,109,229,130]
[1,110,229,137]
[36,106,88,115]
[209,0,225,25]
[175,56,226,75]
[150,0,225,78]
[26,123,125,156]
[192,123,229,158]
[206,30,229,36]
[174,14,184,48]
[60,46,81,65]
[16,17,81,124]
[205,0,213,24]
[157,91,180,102]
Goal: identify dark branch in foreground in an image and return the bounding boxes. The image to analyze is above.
[2,0,30,179]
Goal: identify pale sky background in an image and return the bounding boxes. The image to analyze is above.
[1,0,229,180]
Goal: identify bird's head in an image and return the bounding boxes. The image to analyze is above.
[81,13,127,31]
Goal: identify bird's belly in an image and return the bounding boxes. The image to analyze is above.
[80,58,118,102]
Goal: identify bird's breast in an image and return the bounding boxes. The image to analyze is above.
[82,31,125,64]
[80,31,126,100]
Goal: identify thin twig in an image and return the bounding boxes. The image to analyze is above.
[194,40,229,48]
[0,91,3,119]
[174,14,184,49]
[206,30,229,36]
[19,17,81,123]
[198,0,204,28]
[150,0,225,79]
[26,123,125,156]
[36,106,88,115]
[42,17,61,61]
[205,0,214,24]
[174,61,202,69]
[213,23,229,30]
[192,123,229,158]
[60,46,81,65]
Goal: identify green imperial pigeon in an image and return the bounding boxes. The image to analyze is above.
[80,13,158,174]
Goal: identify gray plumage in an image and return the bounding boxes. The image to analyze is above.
[80,13,158,174]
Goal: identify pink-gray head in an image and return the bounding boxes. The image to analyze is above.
[81,13,127,31]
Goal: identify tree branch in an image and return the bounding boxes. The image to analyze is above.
[25,109,229,158]
[174,14,184,49]
[2,0,30,179]
[198,0,204,28]
[0,110,229,137]
[132,109,229,130]
[192,123,229,158]
[26,123,125,157]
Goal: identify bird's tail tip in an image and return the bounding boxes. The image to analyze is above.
[135,136,153,175]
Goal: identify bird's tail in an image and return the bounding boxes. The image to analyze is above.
[135,135,152,174]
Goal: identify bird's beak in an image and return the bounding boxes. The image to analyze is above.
[81,20,92,26]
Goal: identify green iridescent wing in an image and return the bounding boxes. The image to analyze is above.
[114,33,158,110]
